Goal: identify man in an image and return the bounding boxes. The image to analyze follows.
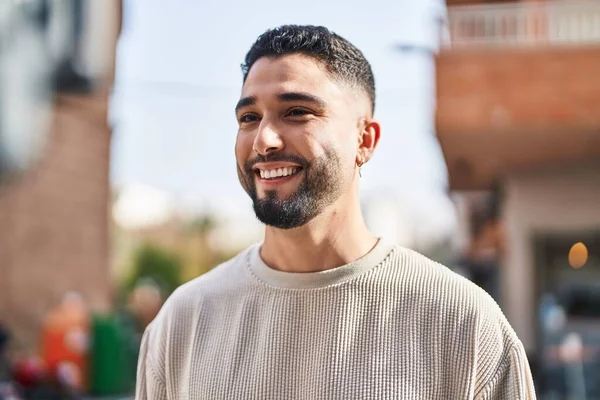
[136,25,536,399]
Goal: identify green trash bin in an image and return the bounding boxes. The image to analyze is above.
[88,312,139,396]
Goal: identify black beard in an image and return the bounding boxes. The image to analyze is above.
[238,150,342,229]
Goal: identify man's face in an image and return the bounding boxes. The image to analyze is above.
[235,54,364,229]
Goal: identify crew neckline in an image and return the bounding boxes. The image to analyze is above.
[247,238,396,289]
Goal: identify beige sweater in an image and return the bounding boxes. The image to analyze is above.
[136,238,536,399]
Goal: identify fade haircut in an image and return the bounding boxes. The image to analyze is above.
[241,25,376,113]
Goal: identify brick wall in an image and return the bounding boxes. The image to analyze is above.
[436,46,600,134]
[0,93,112,353]
[436,46,600,189]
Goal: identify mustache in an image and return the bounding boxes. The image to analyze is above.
[244,153,309,173]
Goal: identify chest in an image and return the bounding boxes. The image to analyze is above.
[169,292,478,399]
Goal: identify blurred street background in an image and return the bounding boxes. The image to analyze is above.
[0,0,599,398]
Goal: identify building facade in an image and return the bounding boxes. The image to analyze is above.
[0,0,122,353]
[437,0,600,394]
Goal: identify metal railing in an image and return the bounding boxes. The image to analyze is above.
[445,0,600,48]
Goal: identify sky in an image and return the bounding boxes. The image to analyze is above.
[110,0,456,245]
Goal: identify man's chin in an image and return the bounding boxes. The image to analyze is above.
[253,200,311,230]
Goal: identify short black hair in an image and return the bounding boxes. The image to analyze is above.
[241,25,376,113]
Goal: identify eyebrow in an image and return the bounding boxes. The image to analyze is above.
[235,96,256,114]
[278,92,326,109]
[235,92,327,114]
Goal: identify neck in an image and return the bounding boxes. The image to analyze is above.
[260,196,378,273]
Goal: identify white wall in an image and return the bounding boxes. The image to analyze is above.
[502,160,600,352]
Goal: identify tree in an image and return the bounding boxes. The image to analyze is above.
[125,243,183,297]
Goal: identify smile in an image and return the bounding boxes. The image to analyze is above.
[256,166,302,180]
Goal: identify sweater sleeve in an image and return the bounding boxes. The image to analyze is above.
[136,323,168,400]
[469,287,537,400]
[475,343,536,400]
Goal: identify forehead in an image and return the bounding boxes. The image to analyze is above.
[241,54,345,102]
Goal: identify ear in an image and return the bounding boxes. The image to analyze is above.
[356,119,381,166]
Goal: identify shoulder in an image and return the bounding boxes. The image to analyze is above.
[143,245,254,349]
[162,245,252,316]
[169,246,252,305]
[387,245,521,345]
[389,247,530,385]
[385,245,492,308]
[390,247,529,386]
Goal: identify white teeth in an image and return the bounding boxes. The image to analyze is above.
[259,167,299,179]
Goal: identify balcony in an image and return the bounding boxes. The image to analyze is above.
[436,0,600,190]
[446,0,600,48]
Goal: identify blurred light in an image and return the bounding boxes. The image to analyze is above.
[568,242,588,269]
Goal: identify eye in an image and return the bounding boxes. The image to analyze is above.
[239,114,259,124]
[286,108,312,118]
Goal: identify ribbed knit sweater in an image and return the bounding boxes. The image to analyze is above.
[136,238,536,399]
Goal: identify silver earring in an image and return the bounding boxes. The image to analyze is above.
[357,159,364,177]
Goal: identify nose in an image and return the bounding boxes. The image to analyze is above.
[253,121,284,155]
